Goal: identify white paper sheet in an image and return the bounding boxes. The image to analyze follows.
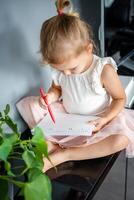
[33,112,98,136]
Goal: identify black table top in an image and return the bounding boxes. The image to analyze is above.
[46,152,121,199]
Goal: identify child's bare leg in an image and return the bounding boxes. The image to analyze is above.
[43,134,130,172]
[46,140,59,154]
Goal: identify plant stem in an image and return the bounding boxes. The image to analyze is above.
[13,140,31,147]
[20,167,28,176]
[0,175,25,187]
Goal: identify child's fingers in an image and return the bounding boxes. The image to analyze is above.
[40,97,47,106]
[88,120,101,133]
[46,140,59,154]
[88,120,99,127]
[39,97,48,109]
[92,124,102,133]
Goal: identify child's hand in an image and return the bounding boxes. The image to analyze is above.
[39,92,55,110]
[89,117,108,133]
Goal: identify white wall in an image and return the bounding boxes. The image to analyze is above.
[0,0,103,131]
[0,0,57,130]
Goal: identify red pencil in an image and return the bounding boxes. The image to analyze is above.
[39,87,56,124]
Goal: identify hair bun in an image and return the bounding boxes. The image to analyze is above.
[56,0,71,11]
[55,0,79,17]
[62,0,70,8]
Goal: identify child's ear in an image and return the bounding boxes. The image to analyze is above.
[86,43,93,53]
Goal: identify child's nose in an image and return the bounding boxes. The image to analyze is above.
[63,70,71,75]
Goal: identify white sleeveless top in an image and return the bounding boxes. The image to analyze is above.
[51,55,117,115]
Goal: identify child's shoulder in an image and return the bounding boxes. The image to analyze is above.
[91,55,118,94]
[93,55,118,74]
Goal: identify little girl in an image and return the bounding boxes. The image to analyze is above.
[17,0,134,172]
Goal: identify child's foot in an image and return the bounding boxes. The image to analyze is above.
[46,140,59,154]
[42,146,68,172]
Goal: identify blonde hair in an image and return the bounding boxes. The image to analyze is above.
[40,0,97,65]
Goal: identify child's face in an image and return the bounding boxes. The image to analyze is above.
[51,44,93,75]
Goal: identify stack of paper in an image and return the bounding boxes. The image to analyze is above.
[33,112,98,136]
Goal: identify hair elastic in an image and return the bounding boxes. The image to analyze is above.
[55,1,64,16]
[57,9,64,16]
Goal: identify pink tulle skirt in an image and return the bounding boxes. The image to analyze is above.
[16,96,134,158]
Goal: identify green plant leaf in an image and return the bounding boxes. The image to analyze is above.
[0,134,18,161]
[22,150,43,171]
[0,107,52,200]
[4,104,10,115]
[22,150,35,168]
[23,169,52,200]
[7,170,16,177]
[0,175,24,188]
[36,140,48,157]
[32,127,45,143]
[0,136,3,145]
[0,179,8,200]
[4,161,15,177]
[4,161,11,171]
[0,140,12,161]
[0,126,3,134]
[28,168,42,181]
[4,115,18,133]
[32,127,56,170]
[6,134,18,145]
[32,127,48,157]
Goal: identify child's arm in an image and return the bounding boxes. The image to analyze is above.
[90,64,126,132]
[39,81,61,108]
[101,64,126,119]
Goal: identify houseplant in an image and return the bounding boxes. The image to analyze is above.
[0,104,52,200]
